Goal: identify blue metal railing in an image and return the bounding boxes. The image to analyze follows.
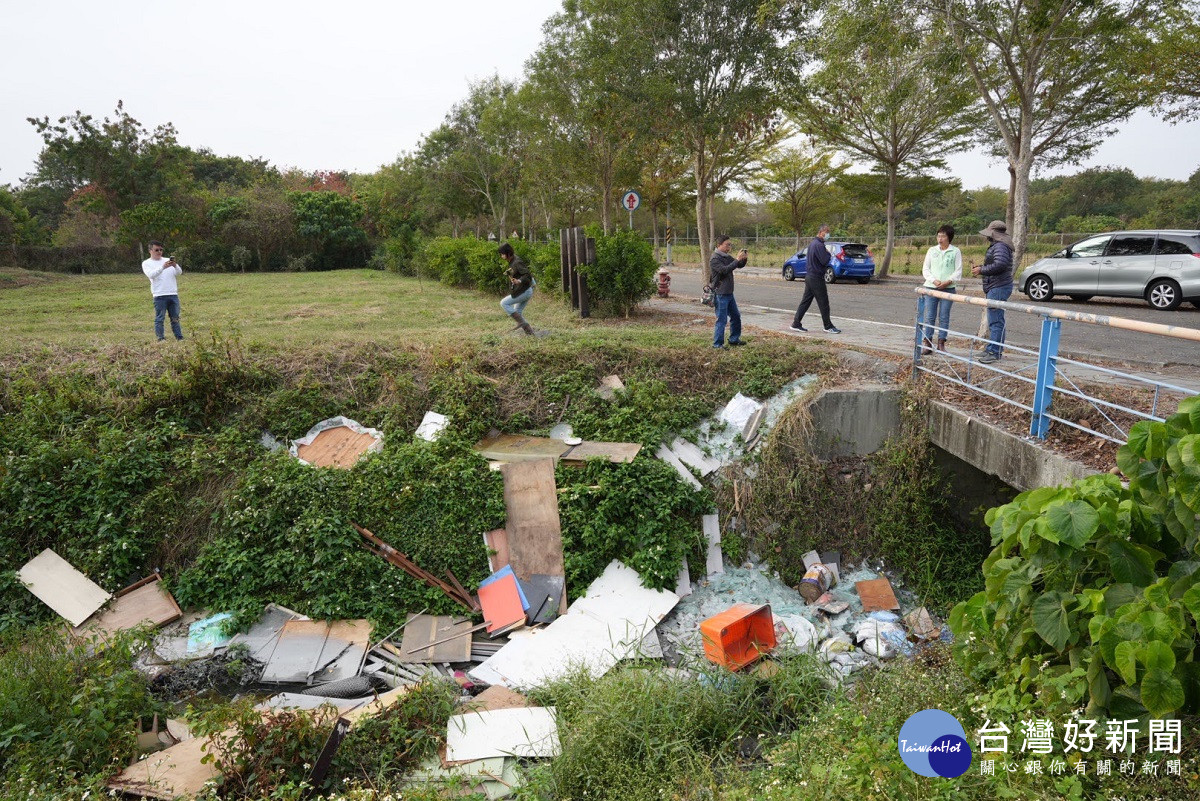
[913,288,1200,444]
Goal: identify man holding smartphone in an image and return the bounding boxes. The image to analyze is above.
[142,240,184,341]
[709,235,748,348]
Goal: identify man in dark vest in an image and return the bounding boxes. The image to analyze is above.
[789,224,841,334]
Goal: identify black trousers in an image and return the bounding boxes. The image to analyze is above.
[793,272,834,328]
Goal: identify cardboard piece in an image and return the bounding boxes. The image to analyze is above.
[415,411,448,442]
[446,707,560,761]
[470,561,679,689]
[463,685,532,713]
[596,374,625,400]
[187,612,233,656]
[499,459,566,611]
[291,416,383,469]
[817,599,850,616]
[398,614,475,663]
[654,444,703,489]
[904,607,942,640]
[72,574,181,642]
[17,549,111,627]
[703,514,723,579]
[478,574,527,634]
[856,577,901,612]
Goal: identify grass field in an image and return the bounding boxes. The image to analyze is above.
[0,268,595,353]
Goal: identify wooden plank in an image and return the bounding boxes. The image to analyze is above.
[107,730,227,799]
[398,614,474,663]
[296,425,379,469]
[499,458,565,590]
[483,529,509,573]
[475,433,571,463]
[856,577,901,612]
[18,549,111,627]
[560,441,642,464]
[72,575,181,642]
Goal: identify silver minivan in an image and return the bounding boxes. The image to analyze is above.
[1019,230,1200,310]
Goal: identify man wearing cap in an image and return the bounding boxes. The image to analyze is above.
[971,220,1014,364]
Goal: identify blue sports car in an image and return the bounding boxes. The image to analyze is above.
[782,241,876,284]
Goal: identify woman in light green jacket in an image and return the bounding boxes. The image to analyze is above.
[921,224,963,353]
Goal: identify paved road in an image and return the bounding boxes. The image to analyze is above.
[666,266,1200,370]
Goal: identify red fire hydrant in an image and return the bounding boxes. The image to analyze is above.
[656,268,671,298]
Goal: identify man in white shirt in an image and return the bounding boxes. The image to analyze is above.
[141,240,184,341]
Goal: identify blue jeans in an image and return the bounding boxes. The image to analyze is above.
[153,295,183,340]
[713,294,741,347]
[501,287,533,315]
[984,284,1012,356]
[923,287,955,342]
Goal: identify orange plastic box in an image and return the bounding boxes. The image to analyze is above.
[700,603,777,671]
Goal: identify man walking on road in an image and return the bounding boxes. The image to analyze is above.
[142,240,184,341]
[789,224,841,334]
[971,220,1014,364]
[709,235,748,348]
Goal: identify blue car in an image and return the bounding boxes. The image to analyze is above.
[782,241,876,284]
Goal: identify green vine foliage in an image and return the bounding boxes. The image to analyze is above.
[950,396,1200,719]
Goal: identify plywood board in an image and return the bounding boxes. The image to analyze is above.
[475,434,571,463]
[446,707,560,761]
[107,730,227,799]
[295,426,379,469]
[312,619,371,683]
[18,549,111,627]
[500,459,566,588]
[462,685,532,713]
[560,441,642,464]
[398,614,474,663]
[261,620,331,683]
[856,578,901,612]
[72,575,181,642]
[483,529,510,574]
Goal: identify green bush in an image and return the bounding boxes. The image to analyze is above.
[513,239,562,292]
[950,396,1200,719]
[375,225,422,275]
[579,227,658,317]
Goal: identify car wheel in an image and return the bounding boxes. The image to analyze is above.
[1146,279,1182,311]
[856,277,870,284]
[1026,275,1053,302]
[1067,295,1093,302]
[783,265,795,281]
[824,266,837,284]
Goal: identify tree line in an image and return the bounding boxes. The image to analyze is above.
[1,0,1198,279]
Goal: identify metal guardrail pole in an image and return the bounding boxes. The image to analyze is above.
[1030,316,1062,439]
[912,295,926,378]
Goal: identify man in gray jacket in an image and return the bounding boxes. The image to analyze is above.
[709,235,748,348]
[971,220,1014,364]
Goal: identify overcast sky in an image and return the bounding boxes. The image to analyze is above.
[3,0,1197,193]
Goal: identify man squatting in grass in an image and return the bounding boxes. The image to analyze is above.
[971,220,1015,364]
[142,240,184,341]
[709,234,748,348]
[498,242,535,335]
[789,223,841,335]
[920,224,963,354]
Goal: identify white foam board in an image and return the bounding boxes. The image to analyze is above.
[654,445,702,489]
[704,515,724,579]
[446,707,560,761]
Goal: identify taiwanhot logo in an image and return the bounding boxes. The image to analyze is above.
[897,709,973,778]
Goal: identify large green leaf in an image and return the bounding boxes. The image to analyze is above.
[1106,539,1157,586]
[1045,500,1099,548]
[1104,584,1141,614]
[1114,641,1139,685]
[1087,654,1112,711]
[1180,583,1200,624]
[1141,669,1186,718]
[1168,561,1200,600]
[1178,473,1200,511]
[1137,610,1180,643]
[1032,591,1073,652]
[1100,620,1144,668]
[1181,396,1200,432]
[1138,641,1176,673]
[1116,445,1141,479]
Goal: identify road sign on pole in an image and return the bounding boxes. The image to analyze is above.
[622,190,641,230]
